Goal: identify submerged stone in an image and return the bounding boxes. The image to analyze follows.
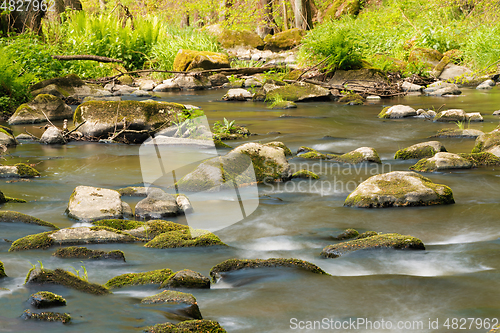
[140,290,202,320]
[0,211,59,229]
[144,229,227,249]
[144,320,227,333]
[22,309,71,323]
[53,246,125,261]
[105,268,174,289]
[29,291,67,308]
[25,268,110,295]
[160,269,210,289]
[409,152,473,172]
[394,141,446,160]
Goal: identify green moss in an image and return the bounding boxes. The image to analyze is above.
[116,187,140,196]
[14,163,40,177]
[458,152,500,166]
[378,106,390,118]
[93,219,143,231]
[265,83,329,102]
[218,29,264,49]
[141,290,196,304]
[394,146,440,160]
[105,268,174,289]
[299,151,327,159]
[4,196,27,203]
[265,142,292,156]
[145,229,227,249]
[160,269,210,289]
[331,150,381,164]
[145,220,189,238]
[472,131,500,153]
[356,231,378,239]
[22,310,71,324]
[264,28,305,51]
[30,74,84,92]
[209,258,329,282]
[26,268,110,295]
[338,93,365,104]
[0,125,13,136]
[144,320,227,333]
[292,169,320,179]
[332,229,359,240]
[0,261,6,278]
[321,233,425,258]
[173,49,230,72]
[214,139,232,148]
[53,246,126,261]
[409,158,437,172]
[325,0,362,19]
[0,211,59,229]
[29,291,67,307]
[0,128,12,137]
[9,231,56,251]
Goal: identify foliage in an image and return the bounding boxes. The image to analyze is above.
[212,118,237,135]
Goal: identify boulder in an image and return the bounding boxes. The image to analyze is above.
[424,82,461,96]
[0,163,40,178]
[394,141,446,159]
[66,186,133,222]
[244,77,263,88]
[328,68,388,88]
[15,133,38,141]
[410,152,473,172]
[378,105,416,119]
[264,28,305,51]
[140,290,202,320]
[73,100,185,143]
[173,49,230,72]
[458,152,500,167]
[48,227,136,245]
[330,147,381,164]
[153,79,181,92]
[432,128,484,138]
[415,109,436,119]
[117,186,150,197]
[222,88,254,101]
[332,228,359,240]
[218,29,265,49]
[144,229,227,248]
[8,94,72,125]
[29,291,66,308]
[132,90,151,97]
[105,268,174,288]
[265,82,330,102]
[466,112,483,122]
[21,310,71,323]
[0,128,17,147]
[321,233,425,258]
[0,261,6,278]
[493,110,500,116]
[40,126,65,144]
[408,48,443,69]
[344,171,455,207]
[476,79,496,89]
[208,73,229,87]
[291,169,319,179]
[472,129,500,156]
[0,211,58,229]
[160,269,210,289]
[135,188,180,220]
[139,80,156,91]
[144,320,226,333]
[172,74,212,90]
[433,109,467,122]
[53,246,125,261]
[438,64,473,81]
[402,82,423,92]
[30,74,106,98]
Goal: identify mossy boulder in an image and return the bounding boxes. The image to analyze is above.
[218,29,265,49]
[0,163,40,178]
[330,147,381,164]
[160,269,210,289]
[265,82,331,102]
[8,94,72,125]
[141,290,202,320]
[25,268,110,295]
[458,152,500,167]
[105,268,174,288]
[394,141,446,160]
[471,129,500,156]
[338,93,365,105]
[408,47,443,69]
[172,74,212,90]
[29,291,66,308]
[144,320,227,333]
[30,74,105,99]
[410,152,473,172]
[96,219,187,240]
[263,28,305,51]
[344,171,455,208]
[22,309,71,323]
[0,261,6,278]
[144,229,227,249]
[292,169,319,179]
[66,186,133,222]
[173,49,230,72]
[297,147,329,159]
[73,100,186,143]
[9,231,56,251]
[222,88,254,101]
[332,228,359,240]
[431,128,484,138]
[0,211,59,229]
[378,105,417,119]
[0,127,17,147]
[433,109,467,122]
[323,0,364,20]
[53,246,125,261]
[265,142,292,156]
[321,233,425,258]
[209,258,329,282]
[0,191,27,203]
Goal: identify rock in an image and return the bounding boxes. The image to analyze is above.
[394,141,446,159]
[153,79,181,92]
[105,268,174,288]
[493,110,500,116]
[366,95,381,100]
[139,80,156,91]
[0,192,26,203]
[265,141,292,156]
[402,81,423,92]
[208,73,229,87]
[176,194,193,214]
[29,291,66,308]
[476,79,496,89]
[291,170,319,179]
[14,134,36,142]
[410,152,473,172]
[330,147,381,164]
[144,320,227,333]
[222,88,254,101]
[466,112,483,122]
[222,79,244,88]
[432,128,484,138]
[263,28,305,51]
[66,186,133,222]
[458,152,500,167]
[414,109,436,119]
[265,82,330,102]
[0,129,17,147]
[0,261,6,278]
[30,74,105,99]
[332,229,359,240]
[141,290,202,320]
[53,246,125,261]
[22,309,71,323]
[172,74,211,90]
[424,82,461,96]
[132,89,151,97]
[378,105,416,119]
[423,81,456,93]
[431,55,450,77]
[49,227,136,245]
[328,68,389,88]
[0,163,40,178]
[218,29,265,49]
[321,233,425,258]
[40,126,65,144]
[472,129,500,156]
[8,94,73,125]
[117,186,149,197]
[433,109,467,122]
[338,93,365,105]
[209,258,328,283]
[160,269,210,289]
[144,229,227,248]
[344,171,455,208]
[135,188,180,220]
[73,100,185,143]
[173,49,230,72]
[408,48,443,69]
[0,211,58,229]
[438,64,473,81]
[244,77,263,88]
[270,100,297,109]
[296,146,329,159]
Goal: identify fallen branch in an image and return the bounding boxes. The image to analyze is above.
[40,110,56,128]
[52,55,124,63]
[23,128,39,140]
[65,121,86,137]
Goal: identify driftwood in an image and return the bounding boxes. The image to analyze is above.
[52,55,124,63]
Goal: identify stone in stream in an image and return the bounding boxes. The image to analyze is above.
[378,105,417,119]
[401,81,423,92]
[29,291,67,308]
[265,82,331,102]
[25,268,110,295]
[160,269,210,289]
[394,141,446,160]
[93,219,188,240]
[135,188,180,220]
[471,129,500,157]
[329,147,382,164]
[66,186,133,222]
[0,163,40,178]
[433,109,467,122]
[423,81,460,94]
[140,290,202,320]
[331,228,359,240]
[409,152,473,172]
[144,228,227,249]
[21,310,71,324]
[172,74,212,90]
[0,260,6,278]
[344,171,454,208]
[208,73,229,87]
[116,186,150,197]
[52,246,125,261]
[144,320,227,333]
[431,128,484,138]
[466,112,484,122]
[8,94,72,125]
[476,79,496,89]
[0,126,17,147]
[30,74,108,99]
[0,211,58,229]
[321,233,425,258]
[40,126,66,144]
[291,169,319,179]
[105,268,174,288]
[457,152,500,167]
[153,79,181,92]
[222,88,254,101]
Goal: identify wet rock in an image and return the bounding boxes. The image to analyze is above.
[493,110,500,116]
[0,261,6,278]
[296,146,329,159]
[222,88,254,101]
[117,186,149,197]
[96,219,188,240]
[378,105,417,119]
[0,211,58,229]
[0,163,40,178]
[176,194,193,214]
[438,64,473,81]
[414,109,436,119]
[25,268,110,295]
[410,152,473,172]
[40,126,65,145]
[15,133,38,141]
[424,82,461,96]
[160,269,210,289]
[472,129,500,156]
[332,228,359,240]
[402,81,423,92]
[0,127,17,146]
[291,169,319,179]
[22,309,71,323]
[173,49,230,72]
[432,128,484,138]
[139,80,156,91]
[476,79,496,89]
[264,28,305,51]
[153,79,181,92]
[66,186,132,222]
[458,152,500,167]
[144,320,227,333]
[208,73,229,87]
[261,141,292,156]
[105,268,174,288]
[339,93,365,105]
[140,290,202,320]
[321,233,425,258]
[48,227,136,246]
[466,112,483,122]
[132,89,151,97]
[330,147,381,164]
[344,171,454,208]
[394,141,446,159]
[270,100,297,109]
[8,94,73,125]
[266,82,330,102]
[30,74,106,99]
[328,68,389,88]
[53,246,125,261]
[144,229,227,248]
[172,74,211,90]
[135,188,180,220]
[0,191,26,203]
[29,291,66,308]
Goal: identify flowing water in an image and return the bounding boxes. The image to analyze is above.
[0,88,499,332]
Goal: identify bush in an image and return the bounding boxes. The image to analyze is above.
[0,49,34,115]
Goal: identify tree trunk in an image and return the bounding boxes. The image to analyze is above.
[291,0,313,30]
[220,0,233,22]
[8,1,46,34]
[257,0,274,38]
[282,0,289,30]
[99,0,107,11]
[180,11,190,27]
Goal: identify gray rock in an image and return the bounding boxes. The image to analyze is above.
[135,188,180,220]
[161,269,210,289]
[366,95,381,100]
[424,81,457,93]
[40,126,66,145]
[0,166,21,178]
[476,79,495,89]
[265,82,331,102]
[139,80,156,91]
[49,227,136,244]
[30,74,104,99]
[434,109,467,122]
[244,78,263,87]
[172,74,211,90]
[82,96,122,103]
[140,290,202,320]
[432,128,484,138]
[176,194,193,214]
[394,141,446,159]
[438,64,473,81]
[426,85,461,96]
[66,186,132,222]
[133,90,151,97]
[493,110,500,116]
[208,73,229,87]
[153,79,181,92]
[15,133,37,141]
[29,291,66,308]
[0,131,17,147]
[402,81,423,92]
[379,105,416,119]
[410,152,472,172]
[330,147,381,164]
[466,112,483,122]
[8,94,72,125]
[222,88,254,101]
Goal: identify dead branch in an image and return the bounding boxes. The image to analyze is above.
[40,110,57,128]
[52,55,124,63]
[24,128,39,140]
[65,121,86,137]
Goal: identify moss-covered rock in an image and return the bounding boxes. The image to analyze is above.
[119,220,189,240]
[29,291,67,308]
[433,109,467,122]
[264,28,305,51]
[141,290,202,320]
[330,147,381,164]
[458,152,500,167]
[356,231,378,239]
[0,163,40,178]
[8,94,73,125]
[321,233,425,258]
[53,246,125,261]
[22,309,71,323]
[471,129,500,156]
[269,100,297,109]
[93,219,143,230]
[266,82,331,102]
[0,261,6,278]
[344,171,455,208]
[173,49,230,72]
[331,228,359,240]
[9,231,56,251]
[144,229,227,249]
[263,141,292,156]
[117,187,149,197]
[105,268,174,288]
[431,128,484,138]
[297,147,329,159]
[378,105,416,119]
[209,258,329,282]
[214,139,232,148]
[144,320,227,333]
[323,0,364,20]
[218,29,265,49]
[160,269,210,289]
[292,169,320,179]
[338,93,365,105]
[408,47,443,69]
[26,268,110,295]
[409,152,473,172]
[0,211,59,229]
[0,127,17,147]
[394,141,446,160]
